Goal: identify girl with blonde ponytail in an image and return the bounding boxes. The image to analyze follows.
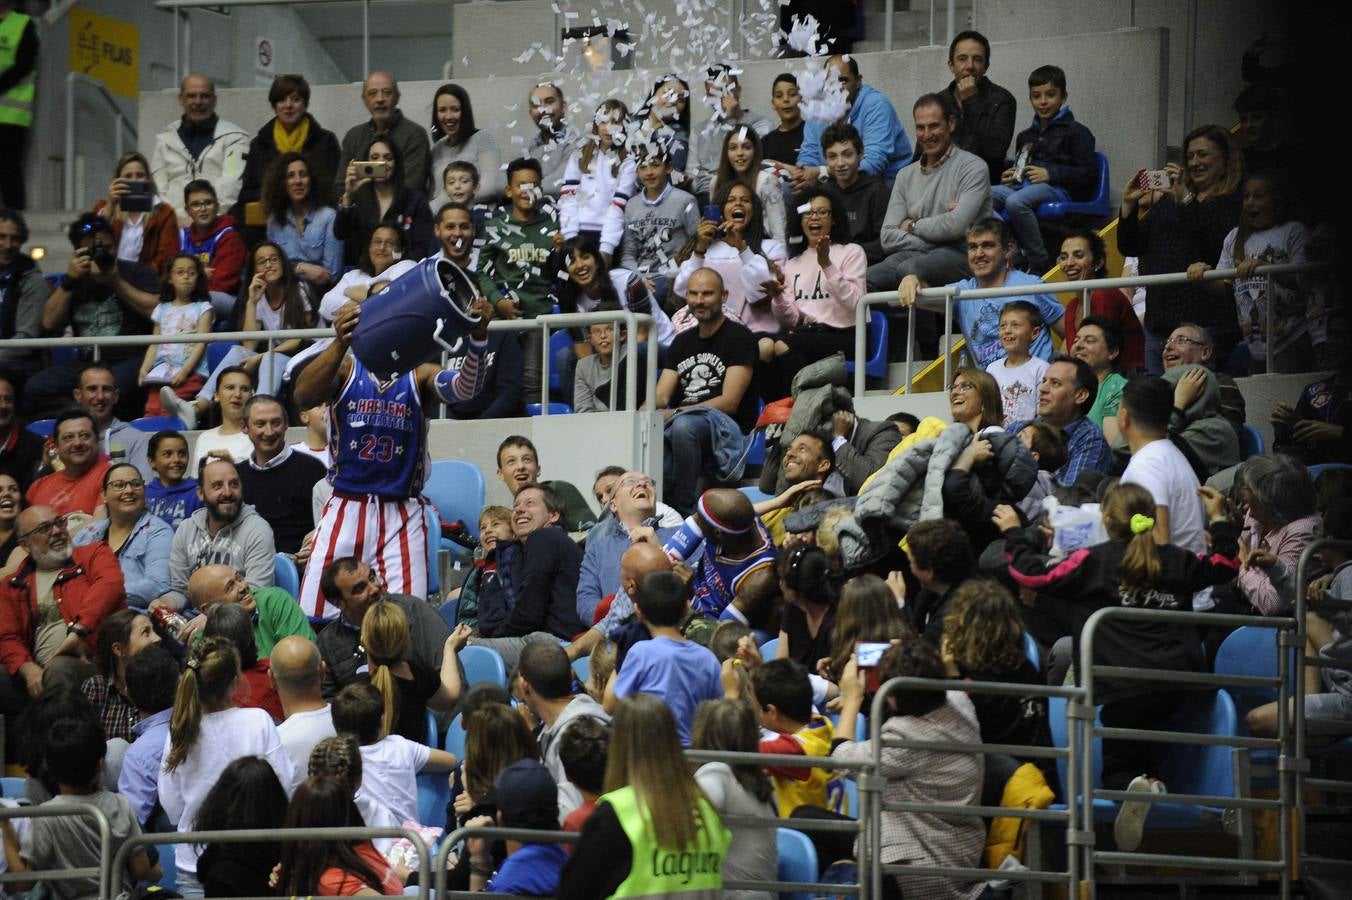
[360,598,468,741]
[991,481,1240,854]
[157,637,295,897]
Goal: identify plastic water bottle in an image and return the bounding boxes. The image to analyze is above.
[1042,496,1099,557]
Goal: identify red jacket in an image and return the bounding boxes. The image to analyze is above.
[181,213,247,294]
[92,199,181,277]
[0,543,126,675]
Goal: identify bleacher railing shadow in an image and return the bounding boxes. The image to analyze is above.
[865,674,1086,899]
[1078,607,1297,898]
[0,802,111,898]
[111,825,432,900]
[851,261,1330,398]
[1293,538,1352,873]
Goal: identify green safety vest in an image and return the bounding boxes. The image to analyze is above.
[602,785,732,899]
[0,12,34,127]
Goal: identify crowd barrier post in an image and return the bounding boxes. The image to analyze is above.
[112,825,432,900]
[0,802,111,899]
[1078,606,1297,899]
[865,674,1088,900]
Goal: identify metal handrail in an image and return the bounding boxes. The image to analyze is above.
[0,802,111,898]
[64,72,138,210]
[112,825,432,900]
[865,673,1085,900]
[1078,606,1298,899]
[850,260,1329,398]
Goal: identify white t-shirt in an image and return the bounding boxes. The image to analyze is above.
[358,734,431,826]
[190,427,254,472]
[277,704,337,790]
[356,790,401,854]
[290,441,331,468]
[1120,438,1211,610]
[1217,220,1310,358]
[157,706,295,874]
[987,355,1049,425]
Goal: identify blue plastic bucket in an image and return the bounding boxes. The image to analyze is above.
[350,257,482,377]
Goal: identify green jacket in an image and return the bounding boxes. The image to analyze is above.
[478,209,558,318]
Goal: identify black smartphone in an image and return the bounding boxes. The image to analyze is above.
[122,180,152,212]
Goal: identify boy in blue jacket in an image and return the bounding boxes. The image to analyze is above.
[994,65,1097,273]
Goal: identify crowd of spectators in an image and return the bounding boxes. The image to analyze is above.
[0,21,1344,900]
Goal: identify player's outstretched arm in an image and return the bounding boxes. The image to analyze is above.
[419,296,495,403]
[295,301,358,407]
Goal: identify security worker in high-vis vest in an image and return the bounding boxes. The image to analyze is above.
[0,1,37,210]
[558,694,733,899]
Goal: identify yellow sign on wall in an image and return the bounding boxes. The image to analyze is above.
[69,8,140,99]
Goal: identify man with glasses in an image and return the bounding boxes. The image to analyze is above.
[151,73,248,222]
[1161,322,1247,437]
[25,409,109,516]
[336,71,430,196]
[576,470,676,625]
[0,504,125,708]
[23,214,159,419]
[314,556,453,699]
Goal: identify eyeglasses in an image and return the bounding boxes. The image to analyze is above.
[370,238,400,248]
[107,479,145,492]
[20,516,69,540]
[803,207,832,219]
[186,200,217,211]
[1165,335,1206,348]
[618,476,655,489]
[255,255,283,267]
[949,381,977,394]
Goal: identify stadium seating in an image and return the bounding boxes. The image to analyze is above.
[24,418,55,437]
[131,415,186,433]
[273,553,300,597]
[571,654,590,687]
[459,645,508,689]
[548,329,571,394]
[1036,152,1113,221]
[775,828,819,900]
[759,637,779,660]
[843,309,889,380]
[423,459,487,565]
[1240,424,1265,459]
[525,402,573,415]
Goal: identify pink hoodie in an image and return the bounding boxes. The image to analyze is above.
[771,242,867,331]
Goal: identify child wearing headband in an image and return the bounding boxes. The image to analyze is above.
[991,481,1239,854]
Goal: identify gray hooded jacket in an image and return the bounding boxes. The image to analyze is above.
[164,504,276,609]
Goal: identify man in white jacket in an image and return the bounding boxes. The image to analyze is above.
[150,73,249,220]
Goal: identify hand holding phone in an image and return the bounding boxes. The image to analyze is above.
[856,641,891,693]
[1139,169,1171,192]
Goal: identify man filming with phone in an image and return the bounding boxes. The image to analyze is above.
[23,214,159,420]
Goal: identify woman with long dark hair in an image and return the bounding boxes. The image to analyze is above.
[635,75,692,175]
[335,136,435,266]
[277,775,404,896]
[76,606,161,741]
[194,755,290,897]
[710,125,787,244]
[263,150,343,288]
[429,83,504,200]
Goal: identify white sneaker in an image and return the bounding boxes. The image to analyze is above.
[160,387,198,430]
[1114,774,1165,852]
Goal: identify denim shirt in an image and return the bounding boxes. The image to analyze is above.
[72,511,174,606]
[267,205,343,277]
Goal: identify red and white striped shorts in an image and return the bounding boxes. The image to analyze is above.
[299,493,430,618]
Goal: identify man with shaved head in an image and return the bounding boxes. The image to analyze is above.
[656,267,759,516]
[337,71,430,194]
[151,72,248,219]
[186,563,314,659]
[271,636,334,788]
[663,488,777,618]
[567,540,674,659]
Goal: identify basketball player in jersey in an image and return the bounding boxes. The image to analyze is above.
[293,295,494,617]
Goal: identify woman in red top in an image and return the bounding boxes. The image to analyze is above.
[277,776,405,896]
[1057,228,1146,372]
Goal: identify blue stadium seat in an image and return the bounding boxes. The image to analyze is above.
[571,654,590,687]
[0,777,24,799]
[1215,626,1293,727]
[758,637,779,660]
[1023,631,1041,671]
[157,844,179,892]
[460,645,508,689]
[524,402,573,415]
[738,485,774,505]
[1036,152,1112,221]
[417,770,451,829]
[131,415,186,433]
[438,599,457,630]
[843,777,859,819]
[273,553,300,597]
[1309,463,1352,480]
[747,429,766,467]
[1240,424,1264,459]
[776,828,819,900]
[423,459,487,561]
[206,340,239,373]
[24,418,55,438]
[548,329,572,394]
[843,309,889,380]
[445,712,468,760]
[49,346,80,366]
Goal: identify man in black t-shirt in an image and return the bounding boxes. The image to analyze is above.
[654,267,757,515]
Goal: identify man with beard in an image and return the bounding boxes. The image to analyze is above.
[149,457,276,614]
[655,267,758,516]
[524,81,574,198]
[0,504,124,707]
[236,395,325,556]
[26,408,109,516]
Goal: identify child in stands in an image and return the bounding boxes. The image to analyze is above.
[1015,421,1068,521]
[620,144,699,311]
[465,759,569,895]
[558,715,609,834]
[986,300,1049,425]
[1,709,158,897]
[278,776,406,896]
[820,122,890,262]
[330,681,457,826]
[559,99,636,264]
[710,125,787,244]
[994,481,1240,852]
[454,505,513,630]
[733,657,838,816]
[995,65,1098,273]
[139,253,213,417]
[143,429,202,528]
[604,570,722,746]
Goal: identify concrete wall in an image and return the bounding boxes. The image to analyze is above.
[137,27,1169,207]
[25,1,343,210]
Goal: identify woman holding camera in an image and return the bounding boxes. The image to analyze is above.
[333,137,434,267]
[94,151,179,275]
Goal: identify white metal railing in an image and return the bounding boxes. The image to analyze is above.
[64,72,138,210]
[850,261,1329,398]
